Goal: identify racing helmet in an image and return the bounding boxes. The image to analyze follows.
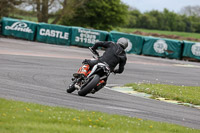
[117,38,128,49]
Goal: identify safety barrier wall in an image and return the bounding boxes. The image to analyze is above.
[142,36,183,59]
[36,23,71,45]
[1,17,37,41]
[1,17,109,47]
[0,17,200,61]
[182,41,200,60]
[108,31,144,54]
[0,20,2,35]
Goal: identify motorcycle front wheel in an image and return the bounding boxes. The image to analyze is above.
[66,81,76,93]
[78,74,100,96]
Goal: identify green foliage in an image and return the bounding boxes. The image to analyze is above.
[60,0,128,31]
[1,98,200,133]
[0,0,22,18]
[127,9,141,28]
[126,83,200,105]
[125,8,200,33]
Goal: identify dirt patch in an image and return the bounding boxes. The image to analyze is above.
[133,30,200,42]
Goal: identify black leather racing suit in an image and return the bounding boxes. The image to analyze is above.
[90,41,127,74]
[82,41,127,93]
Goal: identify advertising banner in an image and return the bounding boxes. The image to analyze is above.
[183,41,200,60]
[36,23,71,45]
[1,17,37,41]
[0,19,2,35]
[71,27,108,47]
[142,37,183,59]
[108,31,144,54]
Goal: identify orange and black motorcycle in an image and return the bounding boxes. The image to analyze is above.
[66,48,110,96]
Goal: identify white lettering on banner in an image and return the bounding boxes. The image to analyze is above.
[78,29,100,35]
[153,40,168,54]
[75,36,98,44]
[39,28,69,40]
[75,29,100,44]
[5,22,33,33]
[191,43,200,56]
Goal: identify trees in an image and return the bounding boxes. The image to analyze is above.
[35,0,49,22]
[9,0,58,23]
[126,9,141,28]
[138,14,157,29]
[60,0,128,30]
[125,8,200,33]
[0,0,23,18]
[51,0,86,24]
[1,0,200,33]
[146,10,164,30]
[14,0,86,23]
[20,0,62,23]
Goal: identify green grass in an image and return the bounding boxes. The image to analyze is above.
[126,83,200,105]
[0,98,199,133]
[10,14,38,22]
[9,14,55,23]
[115,27,200,40]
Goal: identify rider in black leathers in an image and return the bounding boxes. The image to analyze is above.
[75,38,128,93]
[89,38,128,74]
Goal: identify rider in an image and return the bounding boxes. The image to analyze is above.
[74,37,128,93]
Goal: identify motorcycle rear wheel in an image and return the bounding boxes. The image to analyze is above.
[78,74,100,96]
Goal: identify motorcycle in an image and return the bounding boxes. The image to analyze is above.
[66,47,110,96]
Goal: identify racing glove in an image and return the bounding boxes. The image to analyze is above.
[113,69,119,74]
[89,47,99,57]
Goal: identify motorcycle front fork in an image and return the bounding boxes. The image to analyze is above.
[72,76,106,93]
[72,77,85,90]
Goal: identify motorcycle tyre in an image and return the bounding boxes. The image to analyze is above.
[67,82,76,93]
[78,75,100,96]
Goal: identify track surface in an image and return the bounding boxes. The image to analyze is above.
[0,38,200,129]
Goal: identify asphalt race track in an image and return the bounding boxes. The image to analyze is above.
[0,38,200,129]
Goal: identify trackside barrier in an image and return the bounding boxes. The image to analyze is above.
[36,23,71,45]
[182,41,200,60]
[1,17,37,41]
[142,36,183,59]
[0,19,2,35]
[71,27,108,47]
[108,31,144,54]
[1,17,200,62]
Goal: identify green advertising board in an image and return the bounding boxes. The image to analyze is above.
[71,27,108,47]
[142,37,183,59]
[0,19,2,35]
[182,41,200,60]
[108,31,144,54]
[36,23,71,45]
[1,17,37,41]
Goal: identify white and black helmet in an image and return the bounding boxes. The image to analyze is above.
[117,38,128,49]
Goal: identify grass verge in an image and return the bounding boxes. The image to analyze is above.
[0,98,200,133]
[115,27,200,40]
[8,14,55,24]
[126,83,200,105]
